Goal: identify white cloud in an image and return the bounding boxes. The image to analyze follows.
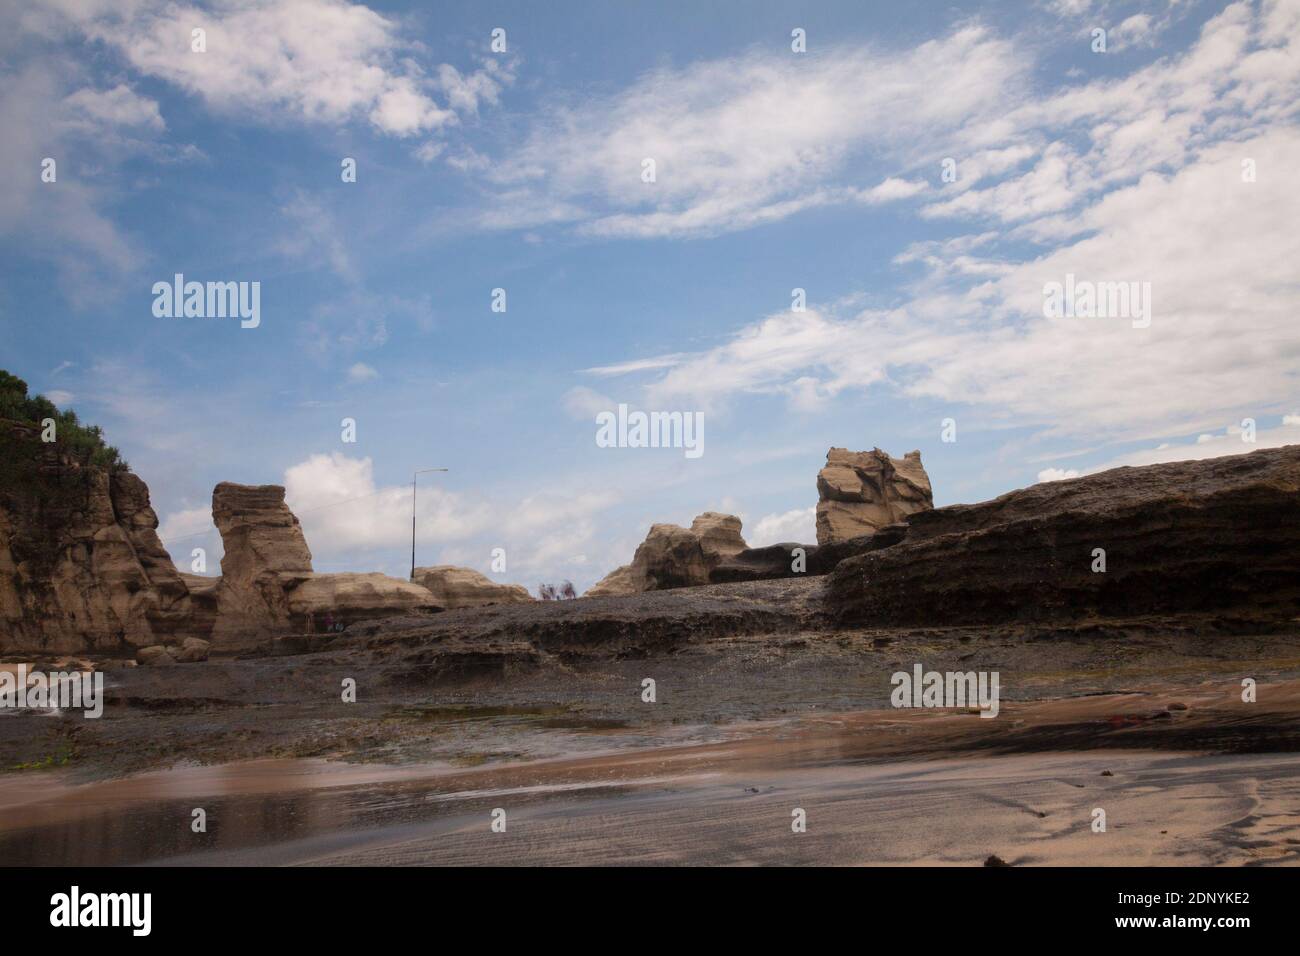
[586,2,1300,445]
[1112,14,1157,50]
[1071,421,1300,473]
[43,389,75,407]
[158,505,223,570]
[475,25,1027,237]
[346,362,378,384]
[413,140,445,164]
[55,0,509,137]
[63,83,164,131]
[1036,467,1080,483]
[273,452,620,582]
[276,191,356,282]
[750,506,816,546]
[0,63,143,304]
[299,292,434,359]
[854,177,928,204]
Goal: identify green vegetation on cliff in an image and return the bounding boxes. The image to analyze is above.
[0,369,129,473]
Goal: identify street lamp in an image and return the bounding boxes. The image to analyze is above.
[411,467,448,580]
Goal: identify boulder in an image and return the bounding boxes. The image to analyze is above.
[815,447,933,545]
[827,445,1300,627]
[690,513,747,566]
[174,636,211,663]
[136,644,177,666]
[586,513,746,596]
[411,566,533,609]
[638,523,712,589]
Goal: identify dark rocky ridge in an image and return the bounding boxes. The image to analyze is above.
[828,445,1300,627]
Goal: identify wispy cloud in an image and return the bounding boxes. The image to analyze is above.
[582,3,1300,445]
[54,0,510,137]
[469,25,1027,238]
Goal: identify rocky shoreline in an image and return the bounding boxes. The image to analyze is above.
[4,410,1300,787]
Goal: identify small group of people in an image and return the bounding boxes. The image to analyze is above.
[538,581,577,601]
[302,611,346,634]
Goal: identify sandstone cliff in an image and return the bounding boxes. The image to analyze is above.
[0,421,192,653]
[828,446,1300,628]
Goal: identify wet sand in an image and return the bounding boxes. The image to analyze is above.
[3,679,1298,866]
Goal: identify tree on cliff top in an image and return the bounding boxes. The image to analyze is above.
[0,369,129,473]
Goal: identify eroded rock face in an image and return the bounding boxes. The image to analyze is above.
[0,431,443,653]
[412,566,533,609]
[690,513,747,565]
[0,423,193,653]
[286,573,440,629]
[209,483,312,646]
[828,446,1300,627]
[208,483,438,649]
[710,543,814,583]
[586,513,748,596]
[815,448,933,545]
[212,482,312,583]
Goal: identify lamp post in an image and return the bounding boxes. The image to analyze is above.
[411,468,448,580]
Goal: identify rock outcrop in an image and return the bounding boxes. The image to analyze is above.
[287,573,443,629]
[583,563,644,598]
[208,483,313,646]
[208,483,438,649]
[411,566,534,609]
[710,542,814,583]
[1,415,442,654]
[828,446,1300,628]
[586,512,749,596]
[0,422,193,653]
[690,513,747,565]
[815,447,933,545]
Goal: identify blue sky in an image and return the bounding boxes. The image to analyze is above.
[2,0,1298,591]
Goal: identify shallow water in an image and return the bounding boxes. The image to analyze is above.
[4,716,1300,866]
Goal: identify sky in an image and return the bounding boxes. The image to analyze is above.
[1,0,1298,593]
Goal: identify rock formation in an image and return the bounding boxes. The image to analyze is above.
[0,422,193,653]
[815,447,933,545]
[586,512,749,596]
[411,566,534,609]
[208,483,438,649]
[709,542,813,583]
[287,573,444,628]
[828,445,1300,628]
[689,513,747,565]
[208,482,312,645]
